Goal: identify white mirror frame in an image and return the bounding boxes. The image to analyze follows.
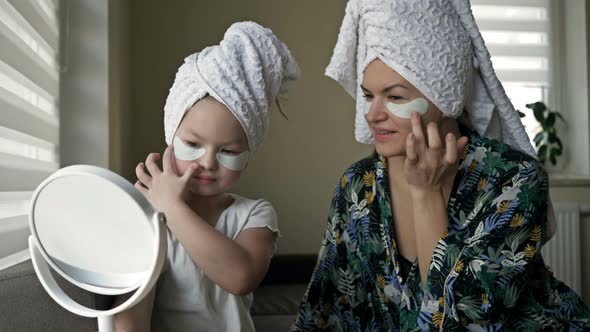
[28,165,167,332]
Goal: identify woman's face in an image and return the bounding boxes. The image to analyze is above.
[362,59,445,158]
[173,96,248,197]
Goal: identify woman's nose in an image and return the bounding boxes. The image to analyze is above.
[365,99,388,123]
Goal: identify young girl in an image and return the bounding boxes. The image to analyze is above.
[114,21,299,332]
[293,0,590,330]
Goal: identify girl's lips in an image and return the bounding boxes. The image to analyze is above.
[193,175,216,184]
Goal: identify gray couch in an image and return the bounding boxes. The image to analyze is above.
[0,255,315,332]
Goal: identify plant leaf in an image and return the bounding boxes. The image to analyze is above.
[538,145,548,161]
[546,113,556,126]
[555,112,566,124]
[533,132,544,146]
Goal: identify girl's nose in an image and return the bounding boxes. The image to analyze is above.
[196,150,217,171]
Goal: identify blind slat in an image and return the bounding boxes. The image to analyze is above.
[476,19,548,33]
[0,191,32,201]
[0,0,57,63]
[0,123,55,148]
[0,248,30,271]
[495,70,548,84]
[0,163,53,191]
[0,22,58,97]
[486,45,548,58]
[0,216,30,258]
[0,57,57,112]
[7,0,58,52]
[0,192,32,219]
[0,90,59,144]
[471,0,548,7]
[0,215,28,233]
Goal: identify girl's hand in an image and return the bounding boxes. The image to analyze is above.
[134,146,197,212]
[404,112,468,196]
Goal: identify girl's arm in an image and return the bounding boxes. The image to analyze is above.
[164,201,275,296]
[114,288,156,332]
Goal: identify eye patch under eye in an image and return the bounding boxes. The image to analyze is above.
[172,137,250,171]
[364,97,429,118]
[217,151,250,171]
[173,136,206,160]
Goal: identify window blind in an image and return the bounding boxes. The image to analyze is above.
[471,0,553,138]
[0,0,60,269]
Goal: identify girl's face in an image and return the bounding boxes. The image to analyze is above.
[361,59,446,158]
[173,96,249,197]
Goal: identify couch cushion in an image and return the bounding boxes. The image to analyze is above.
[0,260,100,331]
[252,283,307,316]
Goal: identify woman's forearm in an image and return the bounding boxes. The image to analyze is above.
[411,189,449,287]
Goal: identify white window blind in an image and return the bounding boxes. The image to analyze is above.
[472,0,553,140]
[0,0,60,269]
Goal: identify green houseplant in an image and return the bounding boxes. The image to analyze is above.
[517,101,565,166]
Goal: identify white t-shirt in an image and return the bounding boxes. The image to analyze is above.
[151,194,279,332]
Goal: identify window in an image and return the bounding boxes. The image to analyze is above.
[0,0,60,270]
[471,0,553,143]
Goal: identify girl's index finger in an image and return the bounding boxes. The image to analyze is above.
[162,146,175,174]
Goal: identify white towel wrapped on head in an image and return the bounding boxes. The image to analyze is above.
[164,21,300,153]
[326,0,536,158]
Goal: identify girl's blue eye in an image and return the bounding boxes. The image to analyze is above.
[389,96,402,101]
[362,94,373,101]
[186,141,200,148]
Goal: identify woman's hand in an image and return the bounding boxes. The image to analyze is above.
[404,112,468,196]
[134,145,197,212]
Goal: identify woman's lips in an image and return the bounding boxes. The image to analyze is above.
[373,128,397,142]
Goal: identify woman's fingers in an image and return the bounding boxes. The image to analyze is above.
[135,162,152,188]
[145,153,162,176]
[444,135,469,166]
[427,122,442,151]
[410,112,425,143]
[457,136,469,153]
[406,132,418,164]
[444,133,457,165]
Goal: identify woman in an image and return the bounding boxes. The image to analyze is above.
[293,0,590,330]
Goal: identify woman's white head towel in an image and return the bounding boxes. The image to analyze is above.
[326,0,535,158]
[164,21,300,153]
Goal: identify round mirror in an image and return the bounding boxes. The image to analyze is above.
[28,165,167,331]
[29,165,164,294]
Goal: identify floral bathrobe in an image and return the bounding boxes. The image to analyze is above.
[293,129,590,331]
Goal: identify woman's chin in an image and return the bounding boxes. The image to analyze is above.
[375,145,405,158]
